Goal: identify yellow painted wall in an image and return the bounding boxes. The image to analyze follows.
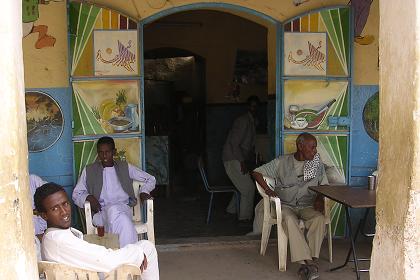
[23,0,379,90]
[23,0,68,88]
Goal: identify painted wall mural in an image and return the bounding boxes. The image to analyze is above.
[284,80,348,131]
[284,32,327,76]
[284,7,350,77]
[351,0,375,45]
[94,30,138,76]
[69,2,138,76]
[72,80,140,136]
[363,91,379,142]
[283,7,351,237]
[26,91,64,152]
[22,0,63,49]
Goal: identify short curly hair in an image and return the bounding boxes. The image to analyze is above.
[97,136,115,150]
[34,182,66,213]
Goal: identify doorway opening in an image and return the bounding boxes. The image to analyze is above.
[143,9,272,241]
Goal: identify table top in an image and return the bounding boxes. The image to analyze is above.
[84,233,119,249]
[309,185,376,208]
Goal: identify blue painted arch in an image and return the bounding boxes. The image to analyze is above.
[139,3,278,25]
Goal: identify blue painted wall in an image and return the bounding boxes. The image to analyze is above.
[28,87,73,187]
[27,87,77,226]
[350,85,379,185]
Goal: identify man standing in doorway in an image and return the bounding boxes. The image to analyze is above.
[222,95,260,222]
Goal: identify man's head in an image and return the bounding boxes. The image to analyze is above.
[34,183,71,229]
[97,136,116,167]
[295,133,317,161]
[247,95,260,116]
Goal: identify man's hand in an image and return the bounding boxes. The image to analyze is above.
[240,161,248,174]
[139,192,153,201]
[313,194,325,214]
[140,254,148,272]
[264,188,277,197]
[86,195,101,213]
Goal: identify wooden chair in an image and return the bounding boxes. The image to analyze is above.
[84,180,155,244]
[198,156,240,224]
[256,176,333,272]
[38,261,141,280]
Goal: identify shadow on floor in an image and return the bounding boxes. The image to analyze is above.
[154,188,254,242]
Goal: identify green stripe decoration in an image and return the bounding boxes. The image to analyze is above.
[69,2,101,74]
[320,8,349,75]
[74,141,98,178]
[72,84,106,136]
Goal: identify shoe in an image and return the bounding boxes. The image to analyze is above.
[354,35,375,45]
[306,264,319,280]
[297,265,308,280]
[297,264,319,280]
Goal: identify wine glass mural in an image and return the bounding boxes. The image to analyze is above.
[284,80,348,131]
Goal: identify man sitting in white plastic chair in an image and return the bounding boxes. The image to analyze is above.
[35,182,159,280]
[73,136,156,248]
[252,133,329,280]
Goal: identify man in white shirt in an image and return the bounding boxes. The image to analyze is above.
[30,174,48,239]
[35,182,159,280]
[73,136,156,248]
[30,174,48,261]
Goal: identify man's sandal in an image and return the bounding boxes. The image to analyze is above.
[306,264,320,280]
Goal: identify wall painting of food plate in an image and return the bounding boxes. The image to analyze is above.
[284,80,348,131]
[25,91,64,152]
[94,30,138,76]
[284,134,347,237]
[72,80,140,136]
[73,137,141,177]
[284,32,327,76]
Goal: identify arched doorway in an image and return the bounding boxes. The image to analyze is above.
[141,7,278,239]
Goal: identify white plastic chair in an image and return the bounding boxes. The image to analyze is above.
[84,180,155,244]
[38,261,141,280]
[256,176,333,272]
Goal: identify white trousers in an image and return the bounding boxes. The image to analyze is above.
[93,204,138,248]
[224,160,255,220]
[138,240,160,280]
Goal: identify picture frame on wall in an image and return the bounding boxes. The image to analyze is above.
[284,32,327,76]
[93,30,139,76]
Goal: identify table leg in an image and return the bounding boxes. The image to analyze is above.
[330,208,371,279]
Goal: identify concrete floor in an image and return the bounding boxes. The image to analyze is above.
[157,237,371,280]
